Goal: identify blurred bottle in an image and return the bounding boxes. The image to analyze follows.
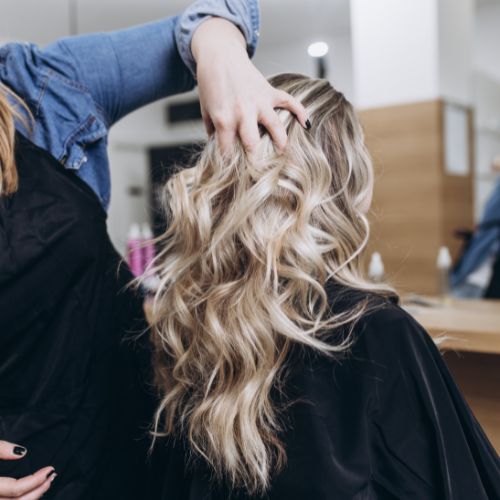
[141,223,156,274]
[368,252,385,283]
[141,223,160,292]
[436,246,452,298]
[127,223,144,277]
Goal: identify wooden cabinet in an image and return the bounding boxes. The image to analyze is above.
[361,100,474,295]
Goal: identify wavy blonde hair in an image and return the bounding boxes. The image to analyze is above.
[149,74,394,494]
[0,83,32,196]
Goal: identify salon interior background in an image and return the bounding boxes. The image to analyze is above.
[1,0,500,295]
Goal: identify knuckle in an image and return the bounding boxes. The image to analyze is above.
[260,111,277,126]
[234,99,246,115]
[212,112,230,130]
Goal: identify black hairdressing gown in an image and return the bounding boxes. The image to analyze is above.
[156,287,500,499]
[0,133,158,499]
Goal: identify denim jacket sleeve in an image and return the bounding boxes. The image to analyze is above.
[44,16,196,126]
[175,0,261,76]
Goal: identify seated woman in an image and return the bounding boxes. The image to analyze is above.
[147,74,500,499]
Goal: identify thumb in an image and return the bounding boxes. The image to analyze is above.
[0,441,27,460]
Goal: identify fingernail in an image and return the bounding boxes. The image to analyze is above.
[305,119,312,130]
[46,470,57,480]
[13,446,27,456]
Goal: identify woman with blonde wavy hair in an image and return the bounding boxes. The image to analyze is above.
[0,2,310,498]
[150,73,500,500]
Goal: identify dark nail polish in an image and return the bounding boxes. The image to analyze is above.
[305,119,312,130]
[13,446,26,456]
[46,470,57,480]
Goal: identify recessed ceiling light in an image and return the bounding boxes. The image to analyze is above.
[308,42,329,58]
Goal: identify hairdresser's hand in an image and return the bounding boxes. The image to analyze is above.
[0,441,56,499]
[192,18,309,154]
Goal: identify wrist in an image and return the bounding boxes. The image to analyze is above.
[191,18,247,65]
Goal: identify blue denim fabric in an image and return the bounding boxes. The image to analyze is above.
[176,0,260,75]
[0,0,260,210]
[451,177,500,290]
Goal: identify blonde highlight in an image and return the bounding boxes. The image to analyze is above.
[148,74,395,494]
[0,82,32,196]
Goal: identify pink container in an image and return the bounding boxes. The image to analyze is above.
[141,223,156,274]
[127,223,144,277]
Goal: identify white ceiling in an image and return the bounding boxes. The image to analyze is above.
[0,0,71,44]
[0,0,351,48]
[477,0,500,6]
[259,0,351,46]
[3,0,500,48]
[75,0,351,47]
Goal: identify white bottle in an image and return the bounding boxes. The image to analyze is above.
[368,252,385,283]
[436,246,452,297]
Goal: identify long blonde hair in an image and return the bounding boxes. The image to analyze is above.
[0,82,31,196]
[149,74,394,494]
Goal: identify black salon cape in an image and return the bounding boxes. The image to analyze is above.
[157,288,500,500]
[0,134,158,499]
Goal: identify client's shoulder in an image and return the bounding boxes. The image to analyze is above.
[325,282,431,356]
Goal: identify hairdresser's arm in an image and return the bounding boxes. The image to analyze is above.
[42,16,195,125]
[50,0,267,125]
[177,0,308,152]
[0,441,55,499]
[52,0,307,148]
[34,0,264,127]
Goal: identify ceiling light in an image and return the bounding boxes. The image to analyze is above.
[308,42,329,58]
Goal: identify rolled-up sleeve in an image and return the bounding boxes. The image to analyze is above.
[176,0,261,76]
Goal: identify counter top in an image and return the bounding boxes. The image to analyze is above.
[404,296,500,355]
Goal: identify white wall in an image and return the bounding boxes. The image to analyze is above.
[438,0,474,105]
[472,73,500,219]
[475,3,500,83]
[350,0,439,109]
[107,93,206,252]
[254,35,353,100]
[472,2,500,219]
[350,0,476,108]
[0,0,71,44]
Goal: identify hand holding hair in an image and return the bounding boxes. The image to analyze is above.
[191,17,309,154]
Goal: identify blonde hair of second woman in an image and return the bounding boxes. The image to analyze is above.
[0,83,33,196]
[147,73,396,495]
